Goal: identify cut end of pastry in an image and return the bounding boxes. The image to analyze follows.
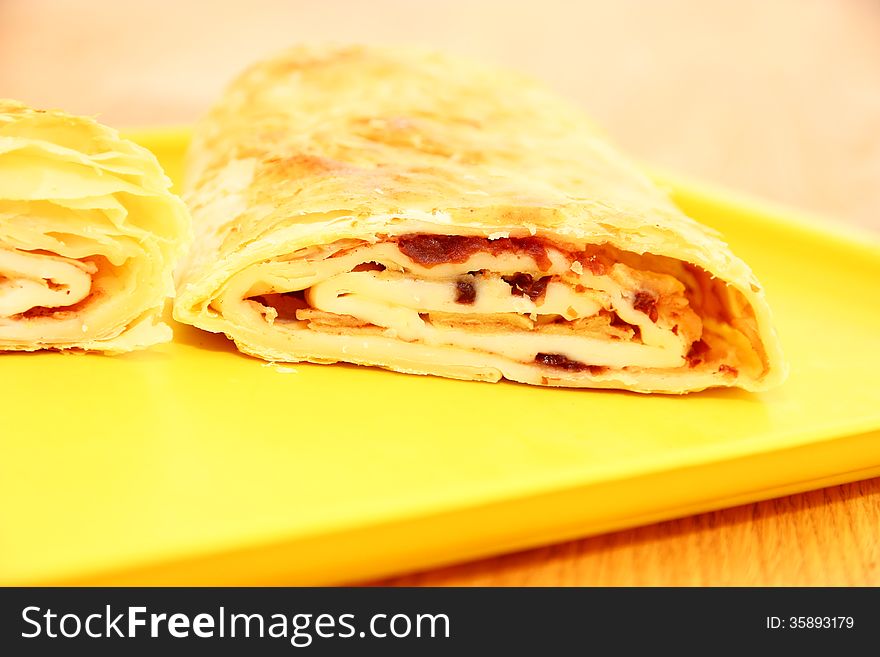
[175,227,786,393]
[0,99,191,353]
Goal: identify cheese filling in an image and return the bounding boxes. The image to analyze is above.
[0,247,94,317]
[234,234,750,379]
[0,238,146,345]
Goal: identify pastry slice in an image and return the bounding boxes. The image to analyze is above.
[0,100,190,352]
[174,45,786,392]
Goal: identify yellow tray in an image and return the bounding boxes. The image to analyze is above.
[2,128,879,586]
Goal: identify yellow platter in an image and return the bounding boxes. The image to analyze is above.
[2,128,879,585]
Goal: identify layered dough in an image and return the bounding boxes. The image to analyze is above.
[0,100,190,351]
[197,232,766,391]
[174,45,786,392]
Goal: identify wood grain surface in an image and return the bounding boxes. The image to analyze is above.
[2,0,878,585]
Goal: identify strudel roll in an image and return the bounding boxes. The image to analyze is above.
[174,46,786,392]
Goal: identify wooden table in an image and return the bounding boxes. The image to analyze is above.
[3,0,878,585]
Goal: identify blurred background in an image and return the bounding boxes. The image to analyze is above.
[1,0,879,233]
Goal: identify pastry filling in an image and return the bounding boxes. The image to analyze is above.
[0,247,96,318]
[0,238,140,345]
[240,233,764,380]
